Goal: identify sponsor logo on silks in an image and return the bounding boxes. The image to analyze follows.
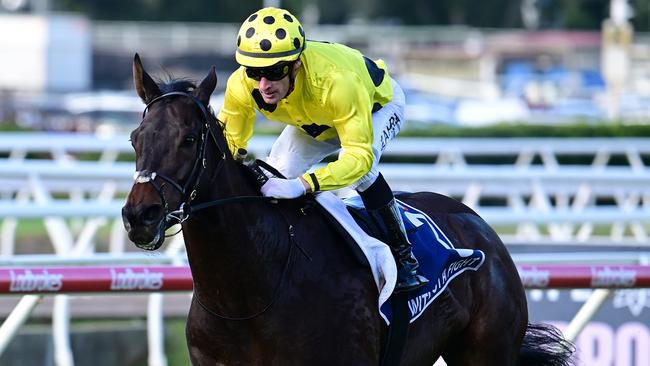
[379,113,401,152]
[591,266,637,288]
[519,267,551,288]
[9,269,63,292]
[110,268,164,291]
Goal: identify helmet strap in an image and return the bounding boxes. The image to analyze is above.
[283,60,301,99]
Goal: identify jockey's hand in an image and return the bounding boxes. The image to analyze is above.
[261,177,306,199]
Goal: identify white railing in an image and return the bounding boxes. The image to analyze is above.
[1,259,650,366]
[1,134,649,253]
[2,133,650,168]
[0,254,188,366]
[1,133,649,366]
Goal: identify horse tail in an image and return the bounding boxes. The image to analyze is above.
[516,323,576,366]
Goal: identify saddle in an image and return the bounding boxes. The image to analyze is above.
[247,160,486,323]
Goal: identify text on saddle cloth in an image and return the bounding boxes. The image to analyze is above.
[343,196,486,325]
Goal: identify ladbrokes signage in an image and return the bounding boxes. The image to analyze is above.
[109,268,164,291]
[2,267,174,294]
[9,269,63,292]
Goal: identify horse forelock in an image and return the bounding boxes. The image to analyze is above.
[154,78,226,130]
[157,77,197,94]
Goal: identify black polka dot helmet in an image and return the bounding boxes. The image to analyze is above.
[236,7,306,68]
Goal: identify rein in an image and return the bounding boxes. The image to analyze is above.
[195,220,296,321]
[135,91,294,321]
[170,195,276,221]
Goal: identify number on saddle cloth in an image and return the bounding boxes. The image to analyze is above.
[343,195,486,325]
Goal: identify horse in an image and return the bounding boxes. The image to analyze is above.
[122,54,575,366]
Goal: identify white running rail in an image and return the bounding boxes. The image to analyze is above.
[1,133,649,365]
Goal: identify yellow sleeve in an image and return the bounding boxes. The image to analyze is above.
[303,74,374,191]
[216,69,257,157]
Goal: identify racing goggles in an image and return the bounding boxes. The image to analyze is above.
[245,62,293,81]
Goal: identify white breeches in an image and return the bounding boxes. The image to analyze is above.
[266,78,406,192]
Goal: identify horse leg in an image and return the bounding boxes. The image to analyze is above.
[442,327,522,366]
[399,289,470,366]
[440,285,526,365]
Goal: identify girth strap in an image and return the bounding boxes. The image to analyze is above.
[380,293,411,366]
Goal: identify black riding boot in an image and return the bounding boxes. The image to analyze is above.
[373,198,429,293]
[359,174,429,293]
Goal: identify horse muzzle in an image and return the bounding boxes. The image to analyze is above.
[121,203,167,251]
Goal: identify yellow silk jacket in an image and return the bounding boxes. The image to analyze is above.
[217,40,393,191]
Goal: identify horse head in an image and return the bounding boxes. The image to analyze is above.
[122,54,220,250]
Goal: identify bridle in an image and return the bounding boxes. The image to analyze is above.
[133,91,223,230]
[134,91,278,231]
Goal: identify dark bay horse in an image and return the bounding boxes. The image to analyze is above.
[122,54,574,365]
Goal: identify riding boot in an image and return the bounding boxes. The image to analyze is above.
[372,198,429,293]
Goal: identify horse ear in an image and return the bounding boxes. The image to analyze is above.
[133,53,161,104]
[193,66,217,106]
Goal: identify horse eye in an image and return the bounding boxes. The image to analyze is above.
[182,135,197,147]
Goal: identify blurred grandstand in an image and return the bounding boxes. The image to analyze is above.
[1,6,649,132]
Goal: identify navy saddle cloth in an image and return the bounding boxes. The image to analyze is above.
[343,195,485,325]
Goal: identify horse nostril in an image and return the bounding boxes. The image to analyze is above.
[142,204,164,225]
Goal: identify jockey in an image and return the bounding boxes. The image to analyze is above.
[217,7,428,293]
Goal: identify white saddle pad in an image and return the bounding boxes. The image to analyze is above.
[314,192,397,312]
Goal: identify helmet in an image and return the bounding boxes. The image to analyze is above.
[236,7,306,68]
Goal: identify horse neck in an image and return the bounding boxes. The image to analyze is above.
[183,156,291,314]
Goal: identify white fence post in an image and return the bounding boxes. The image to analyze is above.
[0,295,43,355]
[147,293,168,366]
[53,295,74,366]
[563,288,612,342]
